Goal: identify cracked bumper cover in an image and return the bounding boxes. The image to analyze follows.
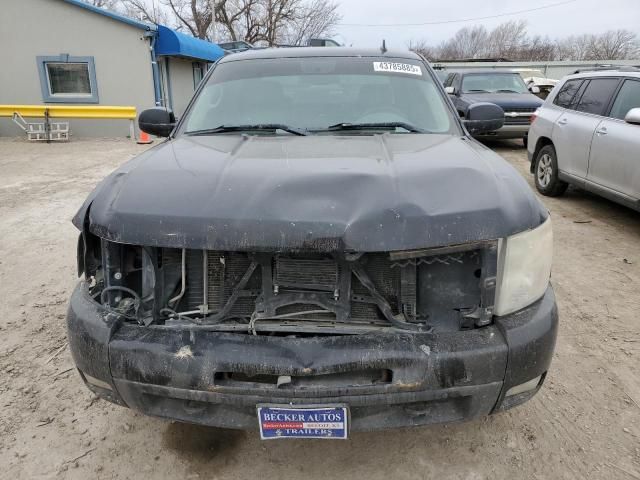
[67,283,558,431]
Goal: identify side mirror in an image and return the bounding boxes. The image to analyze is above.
[445,86,457,95]
[529,85,541,94]
[463,102,505,135]
[624,107,640,125]
[138,107,176,137]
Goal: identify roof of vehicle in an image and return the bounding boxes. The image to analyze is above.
[218,47,422,63]
[572,65,640,74]
[449,69,523,75]
[562,69,640,81]
[437,57,513,63]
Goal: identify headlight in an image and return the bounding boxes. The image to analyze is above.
[494,217,553,316]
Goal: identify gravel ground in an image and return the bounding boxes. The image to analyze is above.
[0,137,638,480]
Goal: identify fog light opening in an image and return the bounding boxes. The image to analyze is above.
[505,375,542,397]
[83,372,113,391]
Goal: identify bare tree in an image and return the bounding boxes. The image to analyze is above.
[410,21,639,62]
[425,21,528,61]
[260,0,297,45]
[520,35,556,61]
[560,34,590,60]
[164,0,214,39]
[439,25,488,59]
[212,0,253,42]
[486,20,528,59]
[555,31,639,61]
[407,39,438,61]
[120,0,339,44]
[587,29,639,60]
[211,0,278,44]
[123,0,229,40]
[121,0,170,25]
[280,0,341,46]
[88,0,119,7]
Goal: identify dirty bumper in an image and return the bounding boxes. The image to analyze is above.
[67,284,558,432]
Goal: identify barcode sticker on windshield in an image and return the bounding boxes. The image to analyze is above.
[373,62,422,76]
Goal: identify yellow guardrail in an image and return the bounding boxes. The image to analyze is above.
[0,104,137,119]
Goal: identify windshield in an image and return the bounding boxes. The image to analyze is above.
[180,57,456,135]
[462,74,529,94]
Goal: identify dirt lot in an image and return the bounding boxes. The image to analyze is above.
[0,137,639,480]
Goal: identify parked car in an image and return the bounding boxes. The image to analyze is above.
[218,40,254,53]
[68,48,558,439]
[431,64,449,84]
[444,70,544,146]
[528,70,640,211]
[513,68,559,99]
[276,38,343,48]
[307,38,341,47]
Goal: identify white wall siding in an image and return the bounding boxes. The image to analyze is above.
[0,0,156,137]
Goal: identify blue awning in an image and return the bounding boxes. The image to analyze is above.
[156,25,225,63]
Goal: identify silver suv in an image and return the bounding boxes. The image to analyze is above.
[527,69,640,211]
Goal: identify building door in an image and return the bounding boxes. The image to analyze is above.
[193,62,204,90]
[157,57,173,110]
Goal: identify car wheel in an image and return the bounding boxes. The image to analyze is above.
[523,136,528,148]
[534,145,568,197]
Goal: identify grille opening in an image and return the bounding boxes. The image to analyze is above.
[148,242,498,333]
[214,369,393,388]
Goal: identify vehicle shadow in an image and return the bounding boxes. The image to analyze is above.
[560,186,640,227]
[158,415,516,478]
[162,422,247,461]
[479,138,525,150]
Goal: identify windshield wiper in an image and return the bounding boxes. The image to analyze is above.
[495,89,520,93]
[466,89,489,93]
[185,124,307,136]
[320,122,426,133]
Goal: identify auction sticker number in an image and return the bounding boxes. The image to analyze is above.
[373,62,422,76]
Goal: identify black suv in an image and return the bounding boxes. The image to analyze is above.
[444,70,544,146]
[67,48,557,439]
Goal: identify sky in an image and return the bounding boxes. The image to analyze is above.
[332,0,640,48]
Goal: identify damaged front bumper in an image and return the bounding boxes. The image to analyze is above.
[67,282,558,432]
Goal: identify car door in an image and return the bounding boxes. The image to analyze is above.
[587,78,640,199]
[548,78,586,179]
[552,78,620,180]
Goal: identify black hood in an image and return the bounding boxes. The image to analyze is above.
[74,134,547,252]
[462,92,543,110]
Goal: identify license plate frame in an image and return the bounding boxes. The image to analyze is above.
[257,404,349,440]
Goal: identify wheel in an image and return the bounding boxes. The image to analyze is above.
[522,136,528,148]
[534,145,568,197]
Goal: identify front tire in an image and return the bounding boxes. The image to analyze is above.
[534,145,568,197]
